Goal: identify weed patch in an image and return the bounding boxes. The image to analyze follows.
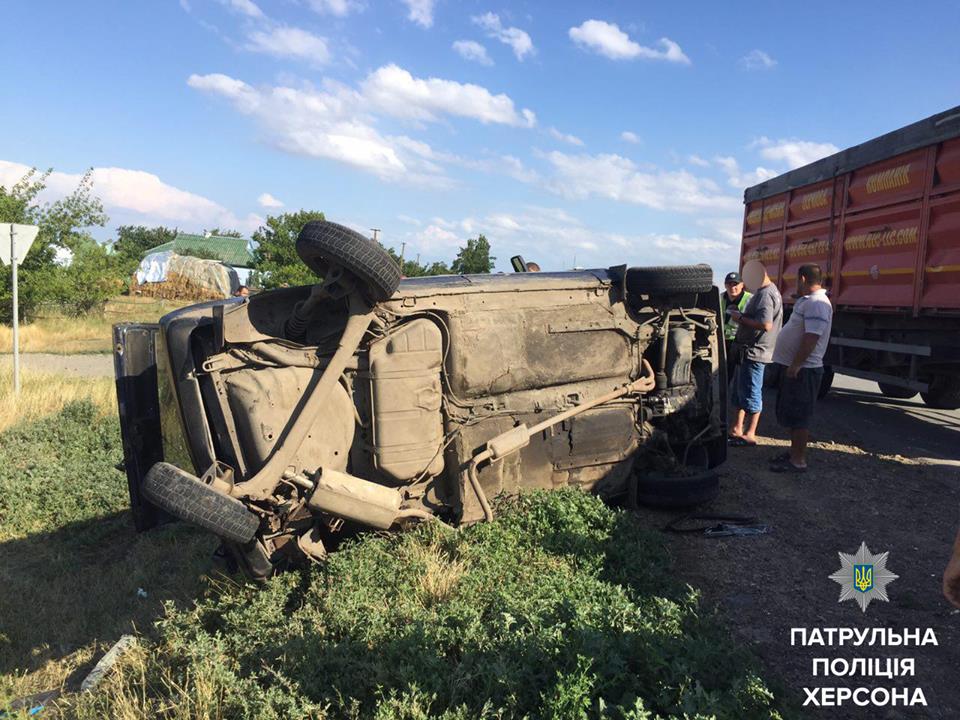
[64,491,788,719]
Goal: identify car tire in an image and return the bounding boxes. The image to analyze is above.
[297,220,402,303]
[920,375,960,410]
[142,462,260,544]
[877,382,917,400]
[625,264,714,296]
[629,469,720,510]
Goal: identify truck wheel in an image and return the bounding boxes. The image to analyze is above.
[877,382,917,400]
[297,220,402,303]
[817,366,835,399]
[142,462,260,544]
[629,469,719,510]
[920,375,960,410]
[625,264,714,296]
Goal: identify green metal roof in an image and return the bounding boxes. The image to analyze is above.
[144,233,254,268]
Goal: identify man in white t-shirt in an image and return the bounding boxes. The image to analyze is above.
[768,263,833,473]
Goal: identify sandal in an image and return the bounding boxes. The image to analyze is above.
[728,436,758,447]
[769,459,807,474]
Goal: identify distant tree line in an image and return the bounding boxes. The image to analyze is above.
[0,168,497,320]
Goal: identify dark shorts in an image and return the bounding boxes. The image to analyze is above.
[773,364,824,430]
[732,358,766,414]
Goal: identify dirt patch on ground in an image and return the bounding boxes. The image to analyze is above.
[634,390,960,718]
[0,353,113,378]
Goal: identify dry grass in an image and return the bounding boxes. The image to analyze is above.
[0,366,115,433]
[0,296,188,354]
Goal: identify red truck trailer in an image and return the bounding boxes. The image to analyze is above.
[740,106,960,409]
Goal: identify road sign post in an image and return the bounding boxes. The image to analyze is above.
[0,223,40,396]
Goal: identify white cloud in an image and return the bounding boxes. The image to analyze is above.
[752,137,839,169]
[258,192,284,208]
[361,64,536,127]
[219,0,263,18]
[401,0,435,28]
[687,154,710,167]
[245,26,330,66]
[0,160,261,232]
[713,154,779,189]
[401,206,737,270]
[740,49,777,70]
[471,12,535,61]
[542,151,738,213]
[569,20,690,64]
[308,0,361,16]
[620,131,640,144]
[548,127,584,146]
[453,40,493,66]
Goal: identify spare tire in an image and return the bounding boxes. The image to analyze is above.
[625,264,714,296]
[297,221,402,303]
[142,462,260,544]
[629,469,719,510]
[877,382,917,400]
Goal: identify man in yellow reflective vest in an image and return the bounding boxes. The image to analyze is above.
[720,271,751,382]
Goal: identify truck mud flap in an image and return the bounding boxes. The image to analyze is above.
[113,323,172,531]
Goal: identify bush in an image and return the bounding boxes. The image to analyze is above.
[66,491,788,719]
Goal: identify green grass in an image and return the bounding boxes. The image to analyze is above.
[0,402,216,711]
[0,403,791,719]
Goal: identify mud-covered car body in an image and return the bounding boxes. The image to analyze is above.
[115,222,727,579]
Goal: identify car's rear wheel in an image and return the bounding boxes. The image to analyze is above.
[142,462,260,544]
[625,264,714,296]
[297,220,402,303]
[877,382,917,400]
[629,469,720,510]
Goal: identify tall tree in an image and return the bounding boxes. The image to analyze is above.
[0,168,110,322]
[451,234,495,274]
[249,210,325,289]
[112,225,178,274]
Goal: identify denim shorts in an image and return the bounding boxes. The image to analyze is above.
[732,358,766,414]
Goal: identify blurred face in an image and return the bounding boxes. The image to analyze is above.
[237,287,250,298]
[725,281,744,298]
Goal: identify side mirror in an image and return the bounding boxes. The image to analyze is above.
[510,255,527,272]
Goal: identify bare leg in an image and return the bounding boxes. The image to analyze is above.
[741,412,761,443]
[730,409,746,437]
[790,429,809,467]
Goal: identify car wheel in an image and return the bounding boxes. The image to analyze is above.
[625,264,714,296]
[297,220,402,303]
[142,462,260,544]
[877,382,917,400]
[629,469,720,510]
[920,374,960,410]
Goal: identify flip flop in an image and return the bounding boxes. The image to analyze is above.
[769,459,807,474]
[728,436,758,447]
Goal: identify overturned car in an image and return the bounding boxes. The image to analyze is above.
[114,221,727,580]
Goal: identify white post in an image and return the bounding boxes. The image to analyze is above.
[10,224,19,395]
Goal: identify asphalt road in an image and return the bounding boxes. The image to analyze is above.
[822,373,960,463]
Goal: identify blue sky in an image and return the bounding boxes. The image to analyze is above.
[2,0,958,272]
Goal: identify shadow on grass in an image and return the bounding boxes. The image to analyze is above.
[0,511,217,679]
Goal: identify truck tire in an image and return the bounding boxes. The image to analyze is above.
[877,382,917,400]
[629,469,719,510]
[625,264,714,296]
[297,221,402,303]
[142,462,260,544]
[920,375,960,410]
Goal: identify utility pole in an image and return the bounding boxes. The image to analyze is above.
[399,242,406,269]
[10,225,18,395]
[1,223,39,397]
[370,228,381,242]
